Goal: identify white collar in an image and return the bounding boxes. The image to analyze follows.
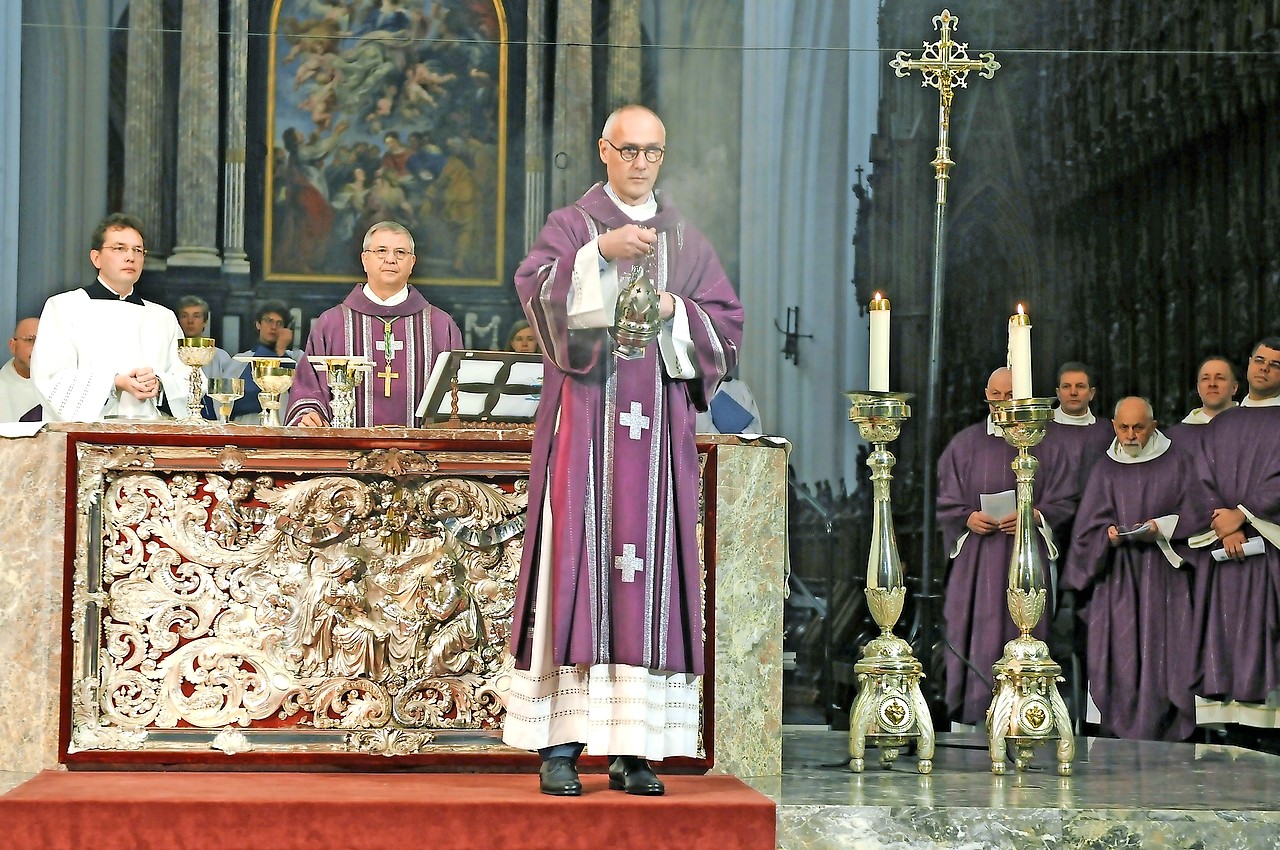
[603,183,657,221]
[1241,394,1280,408]
[1107,429,1171,464]
[985,415,1004,438]
[1182,403,1236,424]
[362,284,410,307]
[1053,407,1096,425]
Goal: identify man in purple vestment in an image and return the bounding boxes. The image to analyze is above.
[1062,397,1203,741]
[1239,337,1280,408]
[1166,355,1238,456]
[1045,362,1114,492]
[286,220,462,427]
[936,368,1078,726]
[503,105,743,796]
[1190,341,1280,725]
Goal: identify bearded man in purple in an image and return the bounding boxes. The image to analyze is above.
[286,221,461,427]
[1063,397,1203,741]
[503,105,743,797]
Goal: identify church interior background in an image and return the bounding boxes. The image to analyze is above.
[5,0,1280,751]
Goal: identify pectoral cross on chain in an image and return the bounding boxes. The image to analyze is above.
[619,401,650,440]
[377,364,399,397]
[376,321,403,360]
[615,543,645,583]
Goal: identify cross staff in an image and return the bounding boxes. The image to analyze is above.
[888,8,998,678]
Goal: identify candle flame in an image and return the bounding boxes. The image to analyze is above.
[873,291,882,301]
[1016,303,1025,315]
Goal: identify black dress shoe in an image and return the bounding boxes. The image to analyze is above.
[539,756,583,796]
[608,755,665,795]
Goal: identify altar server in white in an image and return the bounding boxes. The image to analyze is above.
[0,317,47,422]
[32,213,188,421]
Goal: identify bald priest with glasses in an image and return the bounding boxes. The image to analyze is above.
[31,213,189,421]
[286,220,462,427]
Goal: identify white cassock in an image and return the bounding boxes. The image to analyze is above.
[32,283,189,422]
[501,186,703,761]
[0,359,48,422]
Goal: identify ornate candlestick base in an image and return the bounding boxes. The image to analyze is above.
[315,356,372,429]
[177,337,217,425]
[987,397,1074,776]
[844,391,934,774]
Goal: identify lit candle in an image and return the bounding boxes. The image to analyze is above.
[869,292,890,392]
[1008,304,1032,399]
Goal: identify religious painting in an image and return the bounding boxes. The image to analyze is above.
[265,0,508,285]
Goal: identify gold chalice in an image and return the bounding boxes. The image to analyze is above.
[254,365,294,427]
[177,337,216,424]
[207,378,244,425]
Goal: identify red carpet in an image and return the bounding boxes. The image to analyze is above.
[1,770,775,850]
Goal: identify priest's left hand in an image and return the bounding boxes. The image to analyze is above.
[658,292,675,321]
[1210,507,1245,539]
[998,508,1042,534]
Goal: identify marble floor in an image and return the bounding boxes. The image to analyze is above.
[743,728,1280,849]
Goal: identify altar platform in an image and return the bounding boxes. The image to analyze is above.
[747,728,1280,849]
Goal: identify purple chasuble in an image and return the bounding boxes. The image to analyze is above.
[1062,443,1204,741]
[936,421,1079,724]
[286,286,462,427]
[1192,406,1280,702]
[510,184,743,675]
[1045,418,1115,493]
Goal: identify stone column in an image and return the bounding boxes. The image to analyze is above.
[221,0,250,274]
[169,0,221,267]
[607,0,642,110]
[523,0,547,249]
[123,0,166,264]
[550,0,593,209]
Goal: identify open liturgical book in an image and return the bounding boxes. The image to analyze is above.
[416,350,542,424]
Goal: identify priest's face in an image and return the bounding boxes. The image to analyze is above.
[361,228,417,294]
[1246,344,1280,400]
[599,108,666,206]
[985,368,1014,415]
[1055,370,1095,416]
[90,226,145,293]
[1112,398,1155,456]
[178,306,207,338]
[1197,358,1238,412]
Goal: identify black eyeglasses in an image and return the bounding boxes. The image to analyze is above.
[603,139,665,163]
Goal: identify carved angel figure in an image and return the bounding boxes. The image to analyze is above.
[299,553,387,680]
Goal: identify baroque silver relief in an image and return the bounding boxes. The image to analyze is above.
[69,446,526,757]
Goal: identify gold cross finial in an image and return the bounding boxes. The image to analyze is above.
[376,363,399,397]
[890,9,999,204]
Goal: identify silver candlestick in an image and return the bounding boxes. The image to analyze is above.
[844,391,934,774]
[987,397,1074,776]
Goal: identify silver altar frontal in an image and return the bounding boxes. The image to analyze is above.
[844,391,934,774]
[0,423,784,776]
[987,397,1074,775]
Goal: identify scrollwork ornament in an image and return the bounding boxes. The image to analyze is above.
[346,728,436,756]
[210,727,253,755]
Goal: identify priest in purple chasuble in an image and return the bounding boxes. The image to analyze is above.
[1045,362,1115,494]
[1187,394,1280,727]
[1062,397,1203,741]
[502,105,743,797]
[936,368,1078,726]
[1165,354,1238,454]
[286,221,462,427]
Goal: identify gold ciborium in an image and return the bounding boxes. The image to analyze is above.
[987,397,1074,776]
[315,356,372,429]
[253,364,294,427]
[612,263,660,360]
[844,390,934,774]
[177,337,216,424]
[207,378,244,425]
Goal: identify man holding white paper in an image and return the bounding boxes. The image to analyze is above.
[1189,351,1280,725]
[1062,397,1203,741]
[936,367,1078,726]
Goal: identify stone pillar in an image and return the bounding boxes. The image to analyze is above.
[607,0,642,110]
[123,0,166,264]
[169,0,221,267]
[550,0,593,209]
[523,0,547,249]
[221,0,250,274]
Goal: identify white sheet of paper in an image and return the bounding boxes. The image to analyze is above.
[1211,535,1266,562]
[980,489,1016,519]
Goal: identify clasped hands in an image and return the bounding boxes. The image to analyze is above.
[599,224,675,320]
[966,509,1043,536]
[115,367,160,400]
[1211,507,1248,561]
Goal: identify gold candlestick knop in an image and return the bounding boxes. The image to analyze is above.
[844,391,934,774]
[986,397,1074,776]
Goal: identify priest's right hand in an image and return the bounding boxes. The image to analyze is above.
[598,224,657,262]
[116,368,159,400]
[1220,529,1249,561]
[967,511,999,535]
[296,411,327,427]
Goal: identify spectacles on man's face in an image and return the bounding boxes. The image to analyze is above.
[99,244,147,257]
[12,335,35,344]
[1251,354,1280,372]
[364,247,413,261]
[603,139,665,163]
[258,317,286,327]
